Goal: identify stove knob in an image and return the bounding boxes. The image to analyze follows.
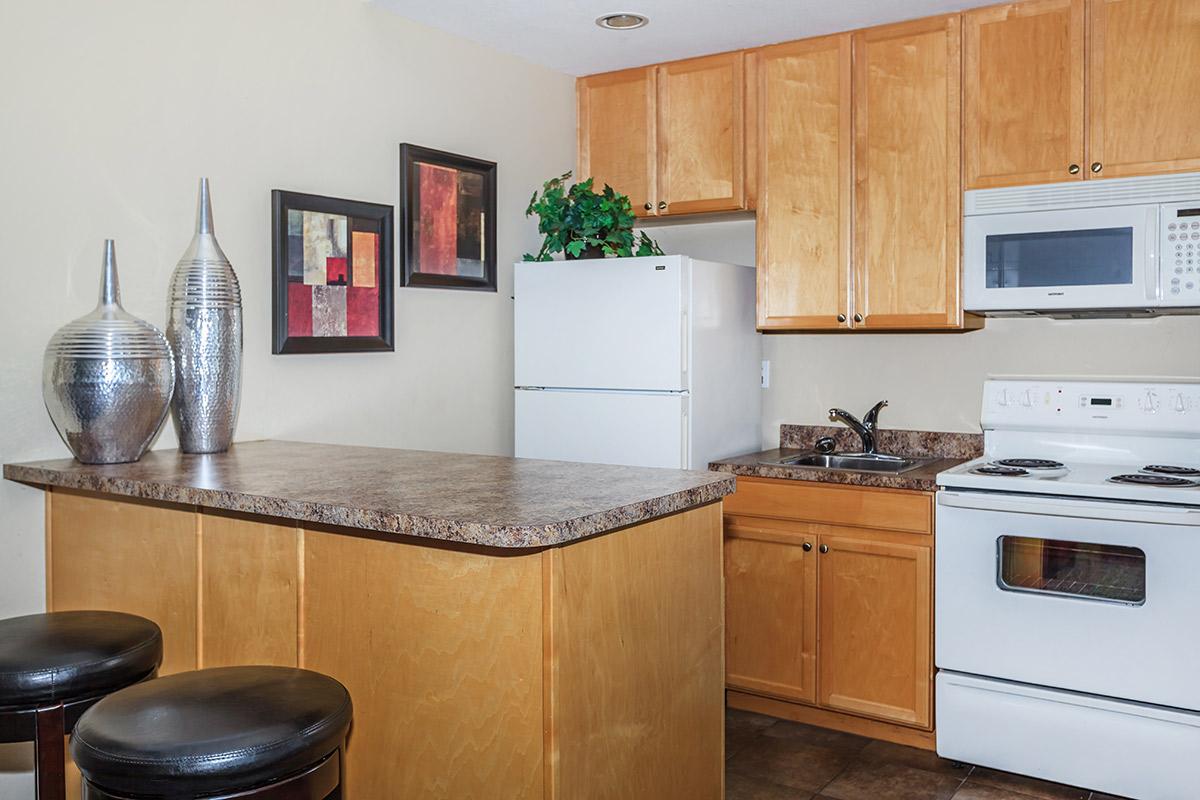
[997,389,1011,407]
[1139,390,1160,414]
[1020,390,1033,408]
[1173,393,1188,413]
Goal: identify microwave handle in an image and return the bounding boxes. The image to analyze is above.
[1146,206,1160,301]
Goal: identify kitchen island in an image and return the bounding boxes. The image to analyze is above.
[4,441,734,800]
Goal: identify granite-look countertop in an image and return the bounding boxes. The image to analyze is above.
[708,426,983,492]
[4,440,735,549]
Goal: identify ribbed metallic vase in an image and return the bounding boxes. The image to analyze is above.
[166,178,243,453]
[43,241,175,464]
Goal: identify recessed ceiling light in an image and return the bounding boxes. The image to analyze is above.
[595,12,649,30]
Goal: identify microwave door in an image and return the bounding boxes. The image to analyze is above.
[964,204,1158,312]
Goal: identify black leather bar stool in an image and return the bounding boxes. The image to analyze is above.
[0,611,163,800]
[71,666,352,800]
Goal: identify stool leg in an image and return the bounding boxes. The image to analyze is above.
[34,704,66,800]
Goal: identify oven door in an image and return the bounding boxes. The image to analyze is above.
[963,204,1159,311]
[935,490,1200,710]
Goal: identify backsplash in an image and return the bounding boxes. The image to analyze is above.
[780,425,983,459]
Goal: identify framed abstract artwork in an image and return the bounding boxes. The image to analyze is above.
[399,144,497,291]
[271,190,394,354]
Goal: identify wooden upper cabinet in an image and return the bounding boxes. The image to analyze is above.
[755,35,852,330]
[724,523,817,704]
[577,67,657,216]
[816,534,932,729]
[657,52,745,214]
[853,16,967,330]
[964,0,1085,189]
[1088,0,1200,178]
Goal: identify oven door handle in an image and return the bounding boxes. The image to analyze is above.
[937,490,1200,526]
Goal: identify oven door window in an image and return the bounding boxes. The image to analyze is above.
[985,228,1134,289]
[997,536,1146,605]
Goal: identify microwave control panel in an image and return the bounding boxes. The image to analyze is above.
[1162,203,1200,303]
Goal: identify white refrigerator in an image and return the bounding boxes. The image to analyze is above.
[514,255,760,470]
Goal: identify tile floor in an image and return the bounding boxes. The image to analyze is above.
[725,709,1130,800]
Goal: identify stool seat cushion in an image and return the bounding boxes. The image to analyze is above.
[0,611,162,709]
[71,666,352,797]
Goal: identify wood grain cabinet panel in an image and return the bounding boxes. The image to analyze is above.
[1088,0,1200,178]
[199,512,299,668]
[546,505,724,800]
[816,534,932,728]
[964,0,1085,188]
[48,489,197,675]
[657,52,745,214]
[723,476,932,535]
[724,524,817,703]
[301,530,545,800]
[754,35,852,330]
[853,16,966,330]
[577,67,657,216]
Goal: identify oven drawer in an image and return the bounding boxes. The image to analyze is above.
[938,671,1200,800]
[935,491,1200,710]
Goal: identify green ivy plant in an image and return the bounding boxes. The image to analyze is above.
[522,172,665,261]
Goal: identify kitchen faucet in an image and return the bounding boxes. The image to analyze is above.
[828,400,888,455]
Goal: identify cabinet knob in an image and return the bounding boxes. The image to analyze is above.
[819,544,830,554]
[836,314,847,323]
[853,313,863,323]
[1068,164,1081,175]
[643,202,652,211]
[1091,162,1103,174]
[658,201,667,210]
[802,542,812,552]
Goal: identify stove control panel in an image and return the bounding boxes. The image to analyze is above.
[983,379,1200,436]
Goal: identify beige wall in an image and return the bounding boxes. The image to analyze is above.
[0,0,572,786]
[645,219,1200,444]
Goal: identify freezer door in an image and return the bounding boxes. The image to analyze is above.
[514,389,688,469]
[514,256,687,391]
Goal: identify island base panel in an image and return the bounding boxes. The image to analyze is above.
[44,489,724,798]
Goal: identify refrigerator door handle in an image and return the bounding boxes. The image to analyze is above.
[680,400,689,468]
[680,309,689,384]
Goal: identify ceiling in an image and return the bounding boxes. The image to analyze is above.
[371,0,997,75]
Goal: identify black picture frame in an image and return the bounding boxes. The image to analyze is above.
[399,143,498,292]
[271,190,394,355]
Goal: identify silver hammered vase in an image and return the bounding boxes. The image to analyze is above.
[166,178,243,453]
[43,240,175,464]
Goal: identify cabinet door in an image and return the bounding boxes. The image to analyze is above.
[657,52,745,214]
[817,535,931,728]
[725,524,817,703]
[964,0,1085,189]
[755,35,852,330]
[1088,0,1200,178]
[853,16,965,330]
[577,67,657,217]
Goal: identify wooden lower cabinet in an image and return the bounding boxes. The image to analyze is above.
[723,477,935,748]
[725,522,817,703]
[816,534,931,728]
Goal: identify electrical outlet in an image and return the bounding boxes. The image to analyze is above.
[761,360,770,389]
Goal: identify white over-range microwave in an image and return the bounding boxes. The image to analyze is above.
[964,171,1200,317]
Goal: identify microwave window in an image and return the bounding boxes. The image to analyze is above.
[985,228,1134,289]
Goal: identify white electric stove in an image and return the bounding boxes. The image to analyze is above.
[935,378,1200,800]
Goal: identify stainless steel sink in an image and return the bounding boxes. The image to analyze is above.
[763,452,936,474]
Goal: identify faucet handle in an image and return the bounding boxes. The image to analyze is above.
[862,400,888,429]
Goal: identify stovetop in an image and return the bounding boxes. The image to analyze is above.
[940,457,1200,506]
[937,378,1200,507]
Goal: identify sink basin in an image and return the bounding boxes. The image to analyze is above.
[765,452,935,474]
